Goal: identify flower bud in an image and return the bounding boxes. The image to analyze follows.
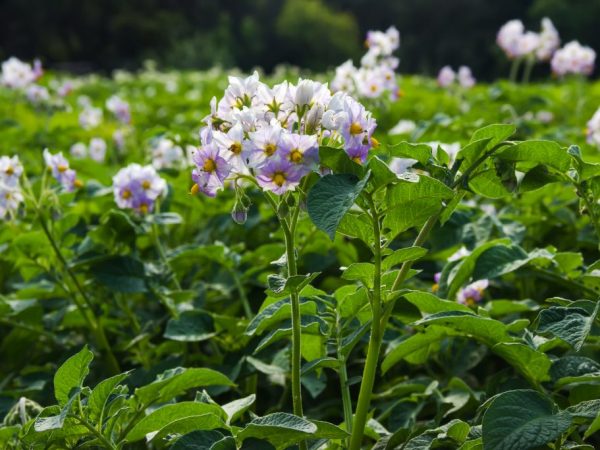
[231,201,248,224]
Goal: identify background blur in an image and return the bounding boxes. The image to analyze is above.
[1,0,599,79]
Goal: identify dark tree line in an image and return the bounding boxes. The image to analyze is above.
[0,0,598,79]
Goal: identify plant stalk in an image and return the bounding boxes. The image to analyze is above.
[38,212,120,375]
[349,196,383,450]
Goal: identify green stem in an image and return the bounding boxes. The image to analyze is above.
[522,56,535,84]
[349,195,383,450]
[230,269,252,319]
[338,358,353,435]
[68,414,117,450]
[282,225,304,406]
[152,220,181,291]
[509,57,522,83]
[38,212,121,375]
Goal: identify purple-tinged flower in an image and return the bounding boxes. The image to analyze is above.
[113,164,166,213]
[79,106,103,129]
[457,280,488,306]
[33,59,43,80]
[0,155,23,187]
[339,98,376,164]
[279,133,319,175]
[192,142,231,183]
[457,66,476,88]
[1,57,36,89]
[43,149,79,191]
[244,121,283,168]
[437,66,455,87]
[190,142,232,197]
[70,142,87,159]
[256,158,303,195]
[26,85,50,104]
[89,138,107,162]
[106,95,131,124]
[212,123,246,171]
[0,182,23,220]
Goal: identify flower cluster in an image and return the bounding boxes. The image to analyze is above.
[70,138,107,162]
[190,72,376,198]
[43,149,80,192]
[1,57,41,89]
[551,41,596,77]
[587,107,600,147]
[106,95,131,124]
[437,66,476,88]
[497,18,560,61]
[0,155,24,220]
[331,26,400,99]
[113,164,167,214]
[150,137,186,170]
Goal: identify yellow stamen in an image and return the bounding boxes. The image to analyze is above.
[264,143,277,156]
[432,283,439,293]
[74,179,83,188]
[398,89,405,98]
[122,189,132,199]
[57,164,68,173]
[370,85,378,92]
[371,136,380,148]
[203,158,217,172]
[139,204,149,214]
[5,166,14,175]
[352,156,363,164]
[289,149,303,163]
[272,172,286,187]
[190,183,200,195]
[349,122,363,135]
[230,142,242,155]
[142,180,151,189]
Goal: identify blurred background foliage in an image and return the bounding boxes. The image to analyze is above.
[1,0,599,79]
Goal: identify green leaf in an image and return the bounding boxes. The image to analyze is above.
[386,174,454,206]
[469,124,516,148]
[389,142,433,165]
[382,326,449,372]
[307,173,370,240]
[319,146,365,177]
[266,272,320,298]
[368,156,398,190]
[482,390,572,450]
[497,140,571,172]
[54,346,93,406]
[471,244,530,281]
[404,419,470,449]
[88,371,130,423]
[126,402,226,442]
[342,263,375,288]
[165,310,216,342]
[91,255,147,293]
[35,389,81,431]
[246,298,317,336]
[537,304,600,351]
[150,414,226,443]
[237,413,317,449]
[222,394,256,425]
[383,198,442,238]
[134,367,233,406]
[172,430,233,450]
[458,138,493,166]
[403,291,473,315]
[382,247,428,271]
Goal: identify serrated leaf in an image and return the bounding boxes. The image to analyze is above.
[482,390,572,450]
[307,173,370,240]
